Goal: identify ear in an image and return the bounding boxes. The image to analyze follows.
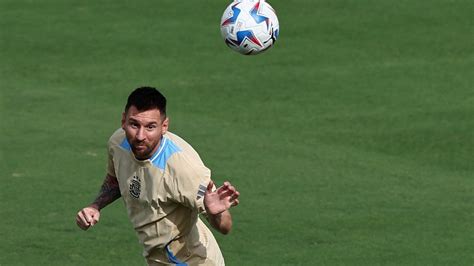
[121,112,126,129]
[162,117,169,134]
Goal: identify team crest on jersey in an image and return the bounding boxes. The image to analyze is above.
[129,175,141,199]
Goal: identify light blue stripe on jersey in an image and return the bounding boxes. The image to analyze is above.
[120,137,132,151]
[166,245,187,265]
[119,137,181,170]
[151,137,181,170]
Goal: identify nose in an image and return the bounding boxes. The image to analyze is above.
[136,128,146,141]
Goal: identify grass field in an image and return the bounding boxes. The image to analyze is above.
[1,0,473,265]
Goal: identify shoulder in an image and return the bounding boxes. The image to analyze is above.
[161,132,209,175]
[109,128,125,142]
[165,132,192,150]
[107,128,127,150]
[165,132,204,165]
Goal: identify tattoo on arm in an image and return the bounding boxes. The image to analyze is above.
[92,174,121,210]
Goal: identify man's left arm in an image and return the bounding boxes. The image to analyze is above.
[165,158,239,233]
[204,180,240,234]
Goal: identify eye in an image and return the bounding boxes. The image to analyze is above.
[146,125,157,130]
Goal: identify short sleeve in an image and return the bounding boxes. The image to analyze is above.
[164,154,211,213]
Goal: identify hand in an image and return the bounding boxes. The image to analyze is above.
[76,205,100,230]
[204,180,240,215]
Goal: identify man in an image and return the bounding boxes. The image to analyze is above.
[76,87,240,265]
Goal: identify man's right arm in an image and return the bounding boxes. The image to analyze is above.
[91,173,121,210]
[76,174,121,230]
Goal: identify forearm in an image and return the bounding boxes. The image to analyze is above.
[92,174,121,210]
[207,210,232,235]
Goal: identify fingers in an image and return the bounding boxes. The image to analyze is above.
[217,183,236,198]
[89,212,99,226]
[207,180,215,192]
[229,190,240,202]
[76,207,100,230]
[216,181,233,194]
[76,210,91,230]
[231,199,239,207]
[83,209,93,224]
[216,181,240,208]
[229,190,240,207]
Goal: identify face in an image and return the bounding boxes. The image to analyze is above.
[121,106,169,160]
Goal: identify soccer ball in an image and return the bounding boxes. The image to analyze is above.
[220,0,279,55]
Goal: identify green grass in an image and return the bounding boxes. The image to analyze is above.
[1,0,473,265]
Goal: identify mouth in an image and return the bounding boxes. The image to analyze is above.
[133,144,147,151]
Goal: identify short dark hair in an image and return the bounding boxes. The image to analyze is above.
[125,87,167,117]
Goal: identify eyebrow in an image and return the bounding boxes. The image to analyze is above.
[128,118,159,126]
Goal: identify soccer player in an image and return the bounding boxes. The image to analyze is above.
[76,87,240,265]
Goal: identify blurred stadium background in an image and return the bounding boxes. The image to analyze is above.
[1,0,472,265]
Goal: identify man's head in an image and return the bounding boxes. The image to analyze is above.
[122,87,169,160]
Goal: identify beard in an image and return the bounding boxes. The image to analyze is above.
[130,141,155,160]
